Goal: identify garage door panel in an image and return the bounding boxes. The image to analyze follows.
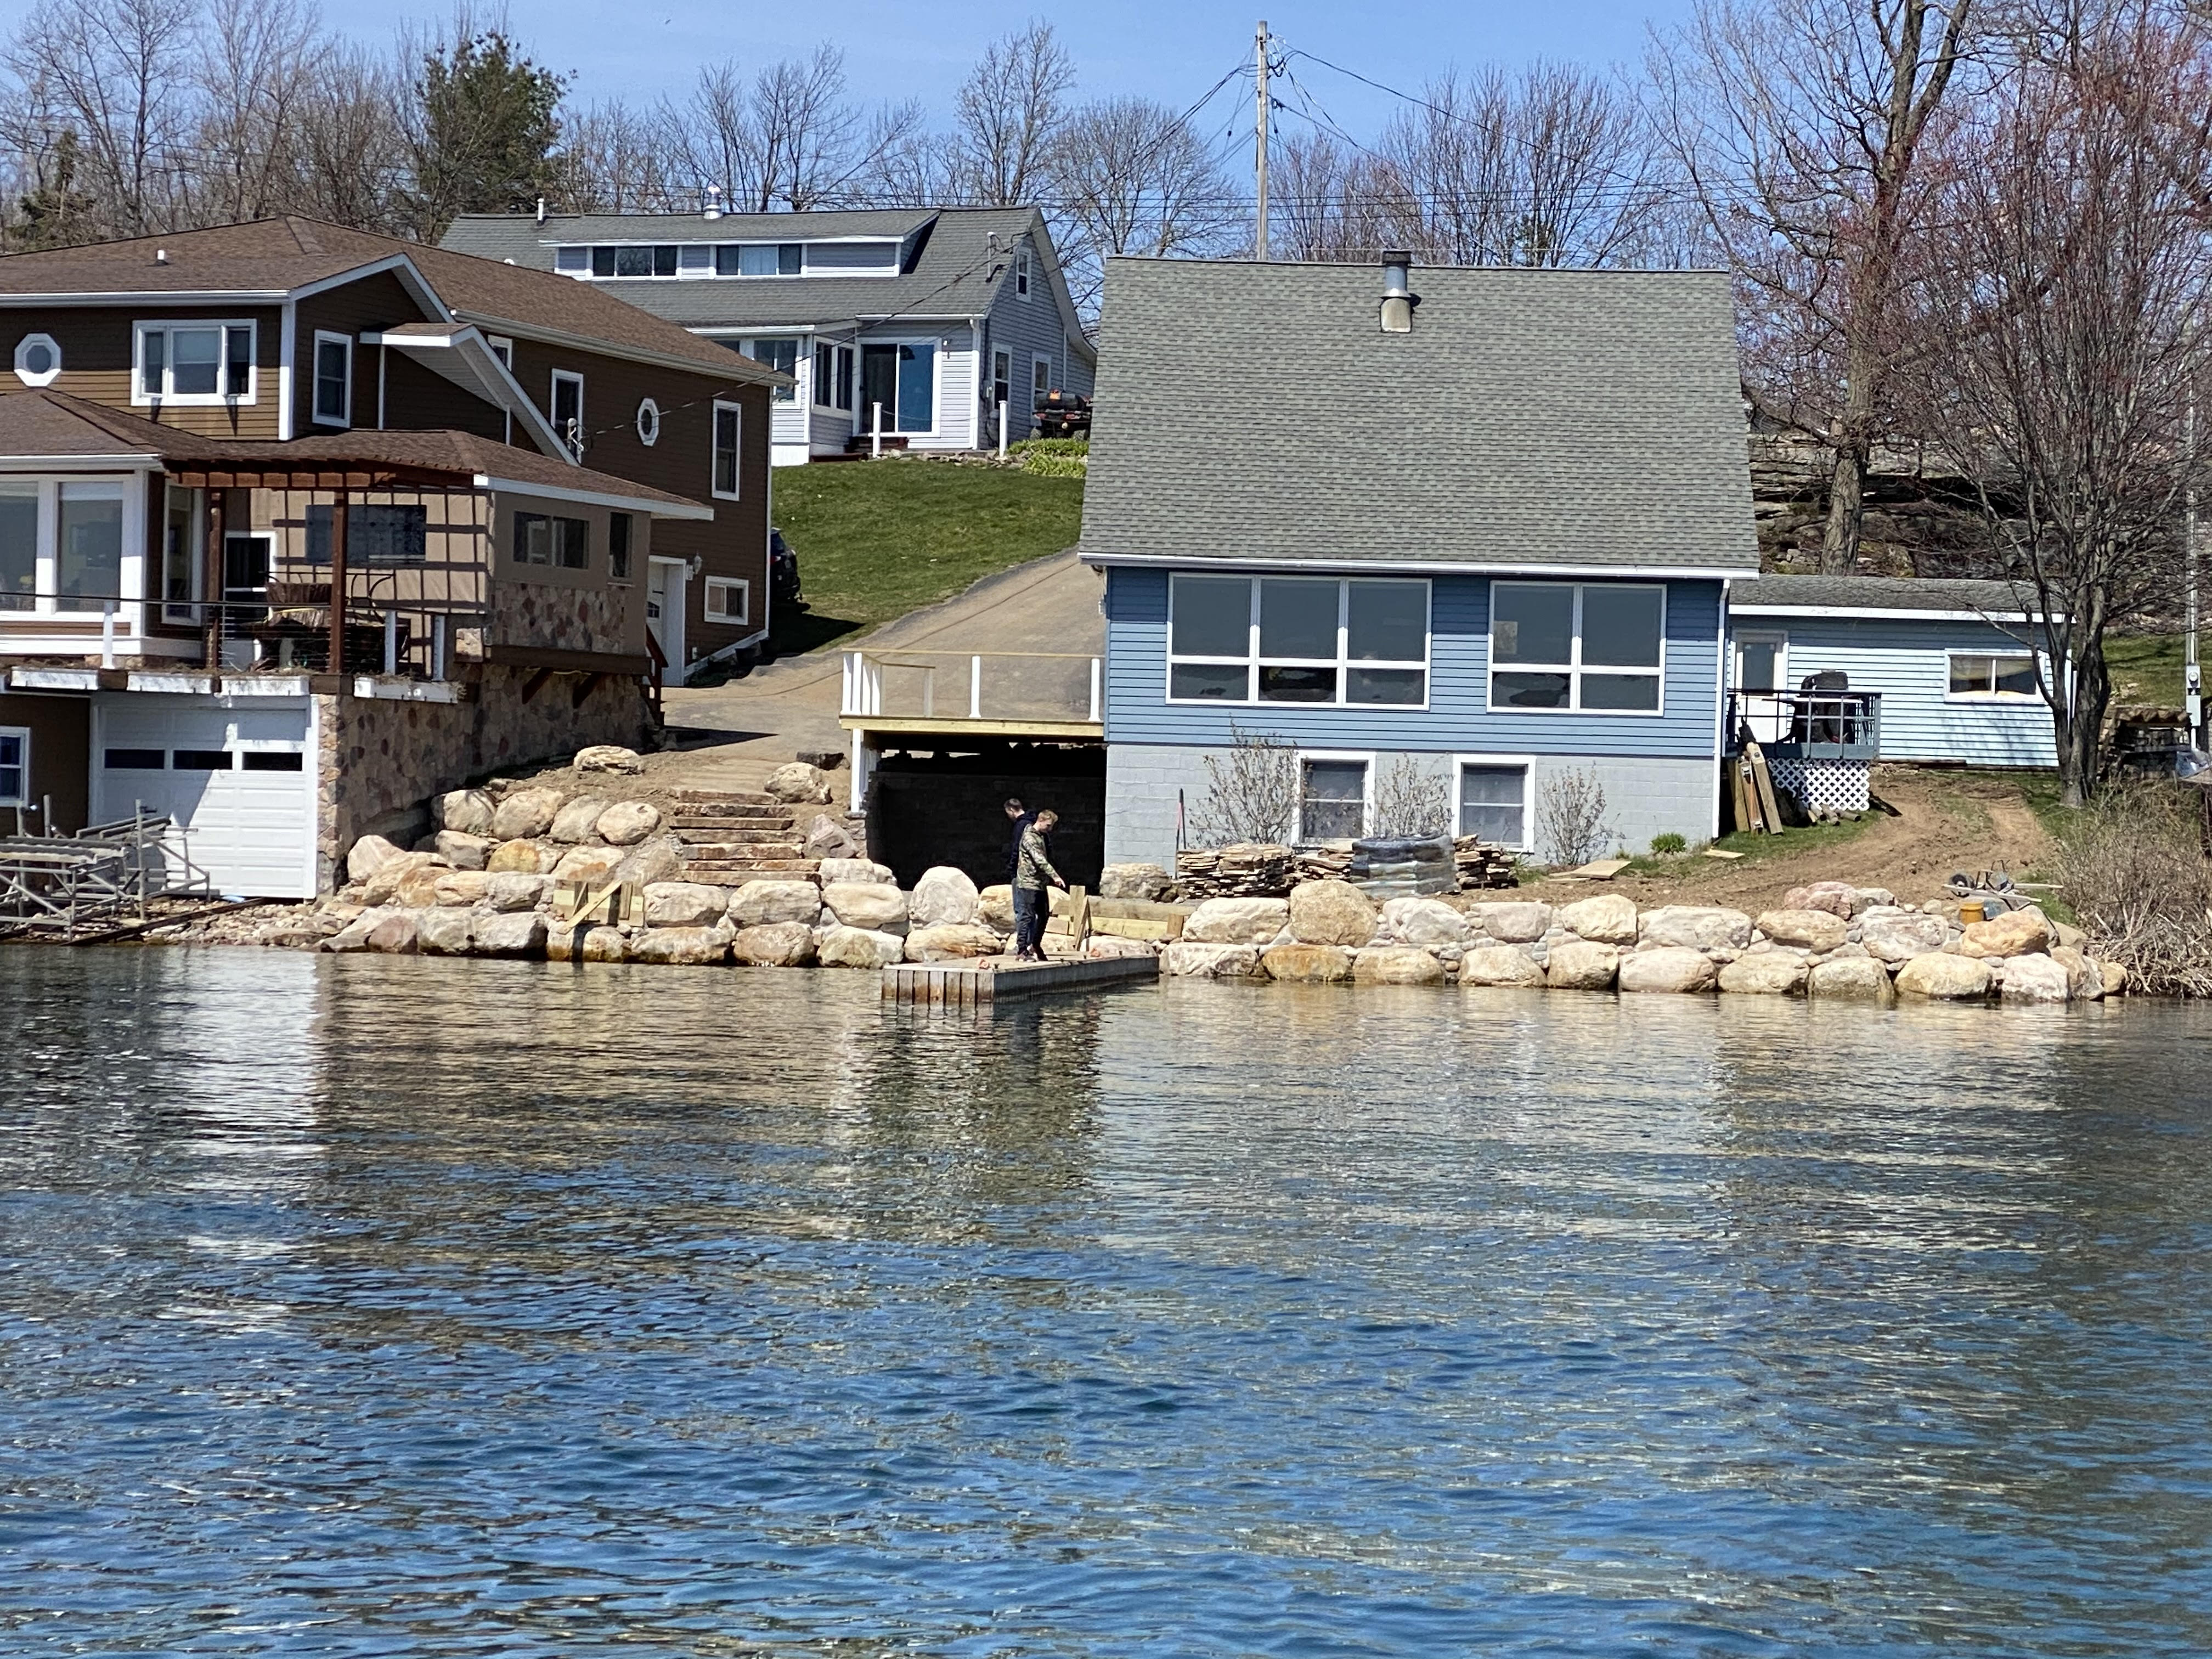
[93,698,314,898]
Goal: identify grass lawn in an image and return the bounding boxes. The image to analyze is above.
[1609,813,1882,881]
[2104,630,2194,706]
[769,460,1085,654]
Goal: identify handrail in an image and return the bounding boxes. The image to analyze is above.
[842,647,1103,724]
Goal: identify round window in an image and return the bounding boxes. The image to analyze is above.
[13,332,61,387]
[635,398,661,446]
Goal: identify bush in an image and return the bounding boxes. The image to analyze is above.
[1539,766,1614,866]
[1009,437,1089,456]
[1188,728,1297,846]
[1651,832,1688,855]
[1021,451,1087,477]
[2057,783,2212,994]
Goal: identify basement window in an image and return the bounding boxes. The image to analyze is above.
[704,577,749,625]
[1298,758,1369,841]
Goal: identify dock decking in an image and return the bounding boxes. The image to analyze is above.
[882,952,1160,1007]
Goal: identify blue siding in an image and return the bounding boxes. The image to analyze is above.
[1104,568,1724,759]
[1727,614,2056,767]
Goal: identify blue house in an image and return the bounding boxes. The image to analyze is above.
[1077,254,1758,866]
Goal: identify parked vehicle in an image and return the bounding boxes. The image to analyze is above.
[771,528,803,610]
[1033,389,1092,439]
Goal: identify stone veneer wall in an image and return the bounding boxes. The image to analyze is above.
[314,667,651,890]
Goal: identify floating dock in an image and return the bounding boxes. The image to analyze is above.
[882,952,1160,1007]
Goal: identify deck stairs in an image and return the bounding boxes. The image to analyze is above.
[666,788,842,887]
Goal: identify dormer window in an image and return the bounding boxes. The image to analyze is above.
[717,243,803,276]
[135,321,253,404]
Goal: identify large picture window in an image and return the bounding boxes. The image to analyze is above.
[1489,582,1663,713]
[57,482,122,603]
[1167,574,1429,706]
[1949,652,2038,699]
[135,321,253,404]
[307,503,428,567]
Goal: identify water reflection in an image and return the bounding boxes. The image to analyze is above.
[2,952,2209,1655]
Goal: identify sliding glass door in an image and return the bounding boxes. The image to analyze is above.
[859,342,936,435]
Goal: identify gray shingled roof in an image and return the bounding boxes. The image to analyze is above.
[441,207,1094,353]
[1731,575,2042,614]
[1077,257,1757,573]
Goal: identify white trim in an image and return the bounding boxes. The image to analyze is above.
[1729,603,2046,623]
[470,473,714,521]
[1015,247,1032,298]
[710,400,743,500]
[1452,753,1536,852]
[1293,749,1375,842]
[309,329,353,427]
[549,368,584,459]
[132,318,257,408]
[450,309,785,391]
[703,575,749,626]
[1711,579,1729,842]
[0,723,28,808]
[1164,572,1432,709]
[1486,579,1668,718]
[12,332,61,387]
[1944,648,2043,702]
[276,302,295,438]
[635,397,662,446]
[1084,551,1753,581]
[1031,351,1052,409]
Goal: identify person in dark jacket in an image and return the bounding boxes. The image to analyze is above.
[1003,797,1031,882]
[1011,809,1065,961]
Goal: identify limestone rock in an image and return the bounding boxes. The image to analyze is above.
[1458,944,1547,988]
[910,866,981,928]
[2101,960,2129,995]
[1557,894,1638,945]
[433,830,495,871]
[977,884,1018,932]
[490,787,564,842]
[389,863,449,908]
[326,906,406,952]
[1182,896,1291,945]
[594,801,662,847]
[1809,956,1893,1001]
[548,922,625,962]
[2055,919,2087,951]
[1861,911,1949,963]
[2001,953,2072,1002]
[2049,945,2099,1000]
[1719,952,1809,995]
[573,744,644,776]
[1855,887,1897,910]
[816,925,907,969]
[486,873,549,913]
[726,879,821,928]
[549,796,610,844]
[414,907,476,955]
[1161,942,1263,978]
[800,813,861,861]
[765,761,832,804]
[1755,908,1848,953]
[471,911,545,956]
[1099,862,1171,901]
[551,845,624,885]
[346,834,408,884]
[579,925,629,962]
[431,871,494,907]
[1639,905,1753,953]
[1545,939,1620,989]
[628,926,726,966]
[1619,946,1719,994]
[730,922,816,967]
[1463,899,1550,944]
[822,881,907,933]
[819,857,895,887]
[1352,946,1447,985]
[645,882,727,928]
[1895,953,1994,998]
[1085,934,1159,961]
[362,852,447,907]
[435,789,496,836]
[1289,880,1378,947]
[1959,907,2053,959]
[904,923,1001,962]
[1784,880,1862,919]
[486,839,544,875]
[610,837,684,888]
[1262,943,1353,982]
[1380,896,1472,947]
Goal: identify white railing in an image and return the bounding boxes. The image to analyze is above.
[841,649,1102,725]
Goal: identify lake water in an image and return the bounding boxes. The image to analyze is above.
[3,950,2210,1656]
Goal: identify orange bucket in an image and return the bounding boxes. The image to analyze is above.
[1959,900,1986,925]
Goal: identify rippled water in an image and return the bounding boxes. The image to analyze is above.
[3,950,2211,1655]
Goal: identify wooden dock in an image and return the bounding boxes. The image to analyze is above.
[882,952,1160,1007]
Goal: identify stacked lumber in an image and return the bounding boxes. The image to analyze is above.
[1454,837,1517,890]
[1174,842,1296,898]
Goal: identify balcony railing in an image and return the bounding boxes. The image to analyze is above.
[841,649,1103,729]
[1728,690,1882,760]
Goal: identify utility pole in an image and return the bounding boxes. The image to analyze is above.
[1254,20,1271,261]
[2190,392,2203,747]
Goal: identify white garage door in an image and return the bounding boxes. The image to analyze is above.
[92,697,315,898]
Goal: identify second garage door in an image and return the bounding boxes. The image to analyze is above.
[92,696,315,898]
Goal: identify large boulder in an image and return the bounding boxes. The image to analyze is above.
[433,830,495,871]
[1086,934,1160,961]
[2100,960,2129,996]
[1959,907,2053,959]
[1782,880,1863,919]
[1557,893,1638,945]
[431,871,494,908]
[731,922,816,967]
[573,744,644,776]
[551,845,625,885]
[548,923,626,962]
[816,925,907,969]
[414,907,476,955]
[610,837,685,888]
[475,911,547,957]
[1099,862,1172,901]
[1809,957,1893,1001]
[361,851,446,907]
[1182,896,1291,945]
[819,857,895,887]
[765,761,832,804]
[1755,908,1848,953]
[726,879,822,928]
[326,906,406,952]
[1895,953,1994,999]
[345,834,409,885]
[1289,880,1377,947]
[904,923,1001,962]
[1619,946,1719,993]
[1381,896,1472,947]
[1458,944,1547,988]
[486,873,550,913]
[1719,952,1809,995]
[644,882,727,928]
[594,802,662,847]
[435,789,496,836]
[2050,945,2101,1000]
[392,864,450,909]
[485,839,544,875]
[549,796,610,844]
[1861,911,1949,963]
[1639,905,1753,953]
[490,787,564,842]
[1161,942,1263,978]
[1464,900,1550,944]
[628,927,726,966]
[1262,943,1353,983]
[2000,953,2073,1002]
[1352,947,1447,985]
[1545,939,1620,990]
[800,814,862,861]
[821,881,907,933]
[977,884,1018,933]
[909,866,981,928]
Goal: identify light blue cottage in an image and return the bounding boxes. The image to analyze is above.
[1078,254,1758,866]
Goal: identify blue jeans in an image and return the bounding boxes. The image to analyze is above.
[1011,885,1047,957]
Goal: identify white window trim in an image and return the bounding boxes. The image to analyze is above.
[1731,629,1788,693]
[862,336,942,436]
[1031,352,1053,408]
[710,400,744,501]
[1293,749,1374,843]
[1015,248,1032,298]
[486,335,514,368]
[24,475,145,623]
[310,330,352,428]
[13,332,61,387]
[1164,573,1433,710]
[1453,753,1536,853]
[1945,649,2044,702]
[635,397,661,447]
[550,369,584,458]
[0,724,29,808]
[704,576,750,626]
[159,482,204,625]
[1486,579,1668,717]
[133,319,256,407]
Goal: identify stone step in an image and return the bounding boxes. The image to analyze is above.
[668,804,789,821]
[670,827,797,846]
[682,862,821,885]
[676,831,802,851]
[665,788,778,806]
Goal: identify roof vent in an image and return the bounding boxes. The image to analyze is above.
[1380,250,1415,334]
[703,186,723,222]
[154,248,169,265]
[534,196,546,224]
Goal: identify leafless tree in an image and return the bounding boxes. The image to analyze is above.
[951,20,1072,206]
[186,0,329,223]
[1047,95,1244,311]
[1373,757,1453,838]
[1270,131,1419,261]
[1539,766,1615,865]
[293,43,408,232]
[652,49,924,214]
[1189,729,1299,847]
[556,99,679,212]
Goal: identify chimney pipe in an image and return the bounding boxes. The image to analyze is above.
[1380,249,1415,333]
[534,196,546,224]
[703,186,723,221]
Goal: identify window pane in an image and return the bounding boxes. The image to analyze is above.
[1492,584,1572,665]
[653,246,679,276]
[1346,667,1424,705]
[173,749,233,771]
[1582,586,1662,668]
[1169,662,1248,701]
[1259,664,1337,702]
[714,245,741,275]
[609,513,631,580]
[1346,581,1425,661]
[1950,656,1989,695]
[714,408,741,495]
[0,732,21,802]
[591,247,617,276]
[750,338,798,403]
[315,340,347,419]
[225,326,252,397]
[1171,577,1250,657]
[1739,639,1779,691]
[140,330,163,396]
[1492,670,1570,708]
[613,246,654,276]
[170,328,221,394]
[738,244,780,275]
[555,518,589,570]
[242,752,303,772]
[57,487,122,601]
[1459,766,1526,844]
[0,485,36,607]
[1301,761,1367,840]
[895,342,935,432]
[1581,673,1660,711]
[1995,657,2038,696]
[1260,579,1338,659]
[105,748,165,769]
[778,244,802,275]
